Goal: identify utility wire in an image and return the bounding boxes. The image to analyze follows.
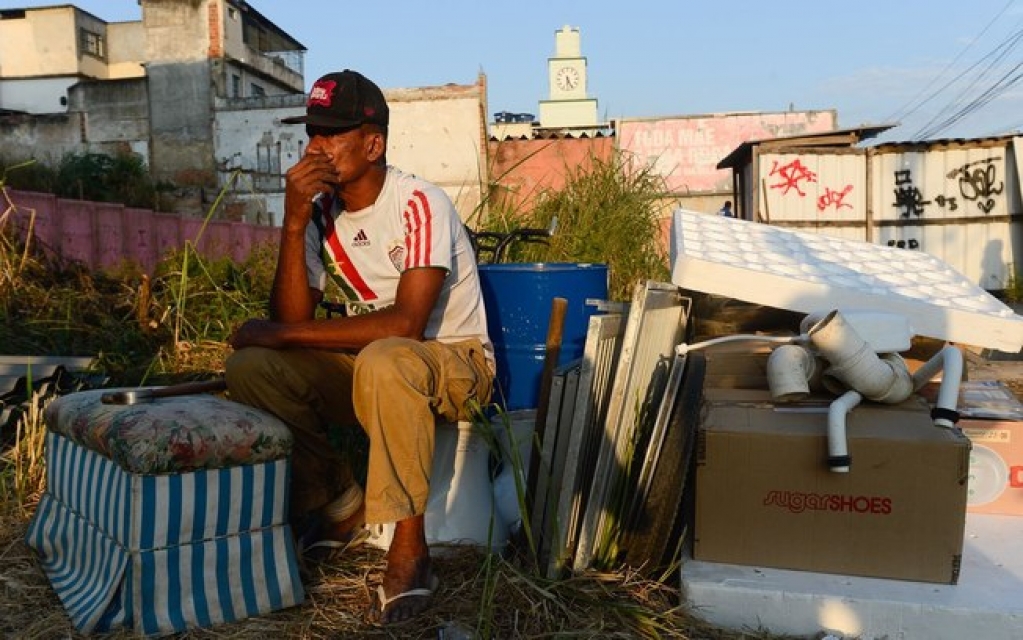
[914,60,1023,139]
[910,25,1023,134]
[910,21,1023,139]
[883,0,1015,125]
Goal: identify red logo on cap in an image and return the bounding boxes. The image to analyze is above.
[308,80,336,107]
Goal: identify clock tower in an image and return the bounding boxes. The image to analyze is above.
[539,25,598,131]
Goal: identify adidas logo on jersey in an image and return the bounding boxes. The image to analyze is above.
[352,229,370,247]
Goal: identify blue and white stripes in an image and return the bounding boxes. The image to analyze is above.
[26,431,304,636]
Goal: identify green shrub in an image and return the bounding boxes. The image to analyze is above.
[2,151,173,210]
[483,150,671,301]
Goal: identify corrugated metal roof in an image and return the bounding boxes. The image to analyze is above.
[488,128,615,142]
[869,133,1019,152]
[717,124,895,169]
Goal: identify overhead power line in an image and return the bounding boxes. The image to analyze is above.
[911,24,1023,139]
[913,59,1023,139]
[882,0,1015,126]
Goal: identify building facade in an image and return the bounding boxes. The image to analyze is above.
[0,2,489,224]
[0,1,306,212]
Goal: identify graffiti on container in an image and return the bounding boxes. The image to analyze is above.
[769,158,817,196]
[933,194,958,211]
[886,238,920,250]
[946,157,1002,214]
[817,184,854,212]
[892,169,930,218]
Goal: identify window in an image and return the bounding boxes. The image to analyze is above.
[228,7,237,19]
[250,83,265,97]
[256,141,282,191]
[231,74,241,98]
[79,28,105,60]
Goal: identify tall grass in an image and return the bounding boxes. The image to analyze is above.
[0,172,276,383]
[494,150,671,301]
[0,390,49,519]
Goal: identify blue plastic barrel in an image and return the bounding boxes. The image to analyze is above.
[478,262,609,411]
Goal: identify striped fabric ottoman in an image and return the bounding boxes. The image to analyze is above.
[25,388,304,636]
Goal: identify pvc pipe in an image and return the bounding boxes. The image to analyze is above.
[675,333,804,356]
[911,345,964,429]
[827,390,862,472]
[800,309,914,354]
[805,309,916,473]
[807,310,915,404]
[766,344,818,402]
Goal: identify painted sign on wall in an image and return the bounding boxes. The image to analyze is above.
[617,110,836,195]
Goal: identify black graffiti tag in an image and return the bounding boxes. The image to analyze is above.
[947,158,1003,214]
[892,169,929,218]
[934,194,958,211]
[886,238,920,250]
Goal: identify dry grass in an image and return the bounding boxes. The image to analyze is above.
[0,396,778,639]
[0,503,766,640]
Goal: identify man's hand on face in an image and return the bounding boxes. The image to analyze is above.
[283,150,338,227]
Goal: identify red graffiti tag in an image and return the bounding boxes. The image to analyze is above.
[769,159,818,197]
[817,185,854,211]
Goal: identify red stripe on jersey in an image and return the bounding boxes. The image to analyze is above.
[403,190,433,268]
[322,212,377,301]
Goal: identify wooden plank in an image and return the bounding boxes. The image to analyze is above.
[530,361,570,553]
[537,362,580,573]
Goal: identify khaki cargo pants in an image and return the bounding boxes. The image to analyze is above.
[225,337,493,524]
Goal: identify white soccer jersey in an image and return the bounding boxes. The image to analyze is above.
[304,166,493,362]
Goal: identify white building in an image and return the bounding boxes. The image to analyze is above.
[0,2,487,223]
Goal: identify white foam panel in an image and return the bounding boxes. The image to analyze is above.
[669,209,1023,352]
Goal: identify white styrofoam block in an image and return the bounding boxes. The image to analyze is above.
[670,209,1023,352]
[682,514,1023,640]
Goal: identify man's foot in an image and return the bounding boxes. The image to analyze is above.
[368,514,437,625]
[295,485,367,564]
[370,556,439,625]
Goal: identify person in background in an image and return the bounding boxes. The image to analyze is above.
[225,69,494,625]
[718,200,735,217]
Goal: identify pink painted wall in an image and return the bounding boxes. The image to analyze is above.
[487,136,615,215]
[618,110,837,194]
[5,190,278,274]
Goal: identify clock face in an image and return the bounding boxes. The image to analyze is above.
[556,66,580,91]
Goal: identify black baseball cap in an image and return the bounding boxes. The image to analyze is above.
[281,70,389,129]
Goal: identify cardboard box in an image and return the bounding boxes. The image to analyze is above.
[694,388,971,584]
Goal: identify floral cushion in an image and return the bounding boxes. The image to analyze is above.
[44,389,293,474]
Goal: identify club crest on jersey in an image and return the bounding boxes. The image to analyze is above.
[388,245,406,272]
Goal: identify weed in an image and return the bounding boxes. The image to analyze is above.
[488,150,671,301]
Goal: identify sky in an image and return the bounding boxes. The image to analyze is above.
[9,0,1023,143]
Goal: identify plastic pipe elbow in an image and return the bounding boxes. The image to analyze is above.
[809,310,914,403]
[767,344,817,403]
[912,345,964,429]
[827,390,862,473]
